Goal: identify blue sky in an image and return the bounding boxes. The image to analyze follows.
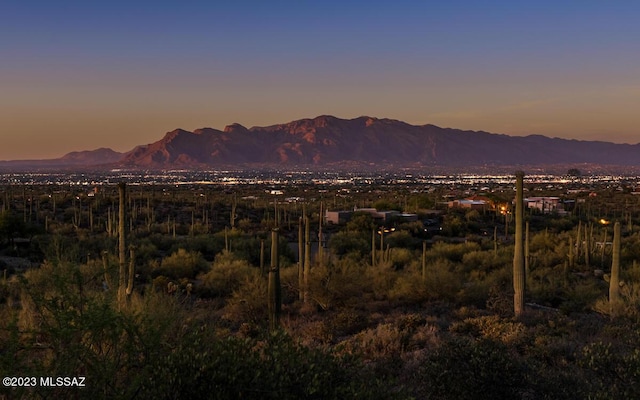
[2,1,639,159]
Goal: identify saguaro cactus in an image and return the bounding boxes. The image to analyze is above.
[421,240,427,281]
[304,213,311,303]
[102,251,110,290]
[576,221,582,261]
[371,228,376,267]
[117,182,127,309]
[525,221,530,277]
[268,228,281,331]
[587,223,594,268]
[298,216,304,301]
[609,221,621,315]
[513,171,526,317]
[260,238,265,275]
[318,202,324,268]
[126,245,136,296]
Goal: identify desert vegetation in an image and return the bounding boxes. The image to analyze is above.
[1,172,640,399]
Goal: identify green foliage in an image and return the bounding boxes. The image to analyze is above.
[199,250,256,298]
[372,199,399,211]
[422,259,464,302]
[0,210,26,244]
[143,330,398,400]
[1,261,174,399]
[414,336,525,400]
[384,230,418,250]
[345,213,375,232]
[441,213,465,236]
[328,231,369,258]
[222,272,268,326]
[387,247,414,269]
[2,259,398,400]
[461,249,510,273]
[155,248,208,280]
[579,340,640,399]
[426,241,482,264]
[310,259,369,310]
[388,271,428,304]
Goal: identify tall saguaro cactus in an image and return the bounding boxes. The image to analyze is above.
[268,229,281,331]
[525,221,530,277]
[421,241,427,281]
[609,221,621,316]
[126,245,136,296]
[513,171,526,317]
[117,182,127,309]
[303,213,311,304]
[298,216,304,301]
[318,202,324,268]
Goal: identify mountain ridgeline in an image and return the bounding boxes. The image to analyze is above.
[3,116,640,169]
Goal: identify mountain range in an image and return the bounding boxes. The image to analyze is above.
[2,115,639,170]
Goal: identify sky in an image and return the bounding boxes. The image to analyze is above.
[2,1,640,159]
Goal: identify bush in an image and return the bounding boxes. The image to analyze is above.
[143,330,401,400]
[199,251,256,298]
[155,248,208,280]
[413,336,525,400]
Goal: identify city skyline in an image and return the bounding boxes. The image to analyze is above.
[2,1,640,160]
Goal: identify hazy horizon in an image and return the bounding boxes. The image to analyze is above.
[3,1,640,159]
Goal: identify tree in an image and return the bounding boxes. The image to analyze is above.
[0,210,26,245]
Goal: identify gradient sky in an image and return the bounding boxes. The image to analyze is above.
[2,1,640,159]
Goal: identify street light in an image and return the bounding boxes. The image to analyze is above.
[500,205,511,240]
[377,227,396,261]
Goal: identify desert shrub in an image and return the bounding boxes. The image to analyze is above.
[440,213,466,236]
[423,259,464,302]
[133,238,161,265]
[578,340,640,399]
[173,235,221,261]
[154,248,208,280]
[345,213,375,232]
[308,259,369,310]
[461,249,509,273]
[143,330,400,400]
[342,323,411,361]
[388,271,428,304]
[527,265,567,308]
[373,199,399,211]
[328,231,370,258]
[530,230,556,252]
[449,315,527,346]
[384,230,418,250]
[426,241,481,264]
[327,307,370,337]
[222,273,268,326]
[387,247,414,269]
[1,261,178,400]
[560,278,603,314]
[199,251,255,298]
[367,262,398,300]
[413,336,525,400]
[147,232,178,254]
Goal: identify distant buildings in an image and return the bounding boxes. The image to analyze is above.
[523,197,566,214]
[325,210,353,225]
[447,195,569,215]
[447,195,492,211]
[325,207,418,225]
[447,199,488,211]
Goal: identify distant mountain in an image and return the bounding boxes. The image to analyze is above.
[59,148,124,165]
[0,148,124,169]
[120,115,640,168]
[2,116,639,170]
